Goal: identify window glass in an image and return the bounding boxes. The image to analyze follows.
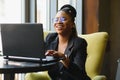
[37,0,48,31]
[0,0,22,23]
[0,0,22,55]
[37,0,82,34]
[58,0,82,34]
[58,0,70,10]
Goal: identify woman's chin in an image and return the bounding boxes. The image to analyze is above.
[56,30,63,34]
[57,32,62,34]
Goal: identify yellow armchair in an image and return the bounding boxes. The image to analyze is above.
[25,32,108,80]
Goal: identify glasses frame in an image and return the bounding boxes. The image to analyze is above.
[52,17,67,23]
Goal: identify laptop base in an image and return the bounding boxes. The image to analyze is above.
[3,56,62,64]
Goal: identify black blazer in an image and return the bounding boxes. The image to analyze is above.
[45,33,91,80]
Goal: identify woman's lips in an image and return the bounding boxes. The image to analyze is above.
[55,25,63,30]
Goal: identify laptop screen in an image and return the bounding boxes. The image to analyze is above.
[1,23,45,59]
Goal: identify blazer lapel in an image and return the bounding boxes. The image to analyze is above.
[59,37,75,70]
[50,36,75,57]
[64,37,74,57]
[50,37,58,50]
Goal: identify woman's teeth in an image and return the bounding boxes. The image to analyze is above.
[56,26,62,29]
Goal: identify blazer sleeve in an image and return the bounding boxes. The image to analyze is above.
[45,33,57,50]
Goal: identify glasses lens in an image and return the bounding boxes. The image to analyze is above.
[53,18,58,23]
[60,17,65,22]
[53,17,66,23]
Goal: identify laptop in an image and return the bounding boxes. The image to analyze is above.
[0,23,60,63]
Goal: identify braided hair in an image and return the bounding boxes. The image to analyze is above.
[59,4,78,36]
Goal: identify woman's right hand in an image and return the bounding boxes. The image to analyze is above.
[45,50,65,58]
[45,50,70,68]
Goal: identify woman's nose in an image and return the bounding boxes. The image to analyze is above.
[57,19,63,23]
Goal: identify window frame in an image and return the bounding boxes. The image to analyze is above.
[36,0,83,34]
[50,0,83,34]
[24,0,37,23]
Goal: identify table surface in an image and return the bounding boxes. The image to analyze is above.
[0,56,57,74]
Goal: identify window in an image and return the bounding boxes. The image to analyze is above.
[37,0,49,31]
[37,0,82,34]
[0,1,24,80]
[0,0,22,23]
[0,0,23,55]
[58,0,83,34]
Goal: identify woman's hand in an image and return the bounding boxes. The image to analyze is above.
[45,50,65,58]
[45,50,70,68]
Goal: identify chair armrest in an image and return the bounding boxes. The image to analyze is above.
[92,75,107,80]
[25,71,51,80]
[25,72,107,80]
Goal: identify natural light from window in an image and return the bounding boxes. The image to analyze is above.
[0,0,22,55]
[37,0,48,31]
[0,0,22,23]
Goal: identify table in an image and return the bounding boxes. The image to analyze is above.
[0,57,57,80]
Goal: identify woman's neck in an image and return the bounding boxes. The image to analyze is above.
[58,33,70,44]
[58,34,70,53]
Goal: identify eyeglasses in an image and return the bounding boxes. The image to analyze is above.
[52,17,66,23]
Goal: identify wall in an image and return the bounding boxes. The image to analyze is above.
[99,0,120,80]
[109,0,120,79]
[84,0,120,79]
[83,0,99,33]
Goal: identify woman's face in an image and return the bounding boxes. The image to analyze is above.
[53,11,74,35]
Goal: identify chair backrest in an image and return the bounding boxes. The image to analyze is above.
[79,32,108,79]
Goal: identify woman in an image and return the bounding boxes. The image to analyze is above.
[45,4,91,80]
